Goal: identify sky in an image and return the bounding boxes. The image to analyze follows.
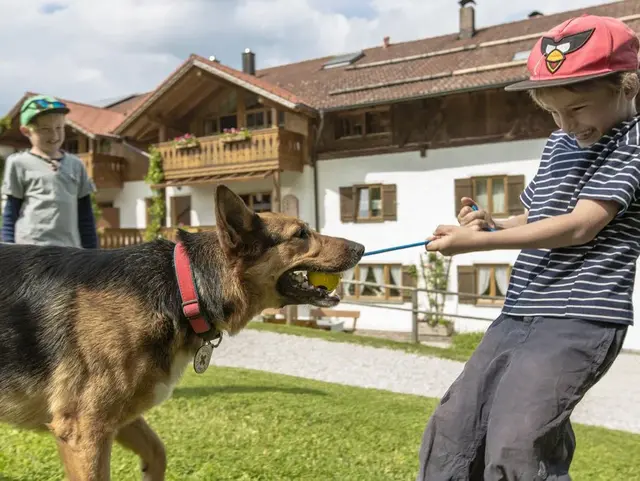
[0,0,614,114]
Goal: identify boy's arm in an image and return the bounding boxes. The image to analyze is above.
[75,159,98,249]
[430,199,617,255]
[1,155,25,243]
[77,195,98,249]
[2,196,23,243]
[428,146,640,255]
[493,211,528,230]
[475,199,616,250]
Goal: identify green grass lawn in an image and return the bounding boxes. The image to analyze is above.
[1,367,638,481]
[247,321,484,362]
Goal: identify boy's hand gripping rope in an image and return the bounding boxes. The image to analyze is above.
[362,205,496,257]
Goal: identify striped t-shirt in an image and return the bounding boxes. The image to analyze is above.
[502,114,640,326]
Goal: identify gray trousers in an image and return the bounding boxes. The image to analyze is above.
[416,314,627,481]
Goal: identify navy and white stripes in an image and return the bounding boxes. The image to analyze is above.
[503,115,640,325]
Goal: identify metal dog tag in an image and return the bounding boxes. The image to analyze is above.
[193,343,213,374]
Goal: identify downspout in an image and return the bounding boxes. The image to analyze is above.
[312,109,325,232]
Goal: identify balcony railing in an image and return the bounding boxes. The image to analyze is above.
[156,127,304,180]
[77,153,126,189]
[98,226,217,249]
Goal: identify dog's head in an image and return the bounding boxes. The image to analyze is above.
[213,185,364,312]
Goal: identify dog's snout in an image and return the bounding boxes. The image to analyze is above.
[349,242,365,259]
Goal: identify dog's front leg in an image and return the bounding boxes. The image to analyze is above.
[115,416,167,481]
[48,412,114,481]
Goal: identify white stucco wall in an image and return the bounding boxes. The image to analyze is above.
[316,139,640,352]
[112,139,640,352]
[113,181,154,228]
[162,166,317,227]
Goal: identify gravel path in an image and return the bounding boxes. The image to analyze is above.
[211,329,640,434]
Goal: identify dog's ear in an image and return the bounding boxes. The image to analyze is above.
[215,185,260,251]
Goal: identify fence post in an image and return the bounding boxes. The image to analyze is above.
[411,289,419,344]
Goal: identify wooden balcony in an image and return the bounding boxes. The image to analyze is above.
[156,127,304,182]
[98,226,216,249]
[77,153,126,189]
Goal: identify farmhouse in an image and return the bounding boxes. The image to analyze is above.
[2,0,640,350]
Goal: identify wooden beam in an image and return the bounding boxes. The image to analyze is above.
[156,69,203,115]
[144,114,184,133]
[158,125,167,143]
[271,170,281,213]
[236,88,246,128]
[189,86,226,119]
[169,82,220,120]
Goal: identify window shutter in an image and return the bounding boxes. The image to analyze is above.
[402,265,417,302]
[382,184,397,221]
[339,187,356,222]
[506,175,526,216]
[457,265,476,305]
[454,178,473,217]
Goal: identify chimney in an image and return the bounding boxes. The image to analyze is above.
[383,36,391,48]
[459,0,476,39]
[242,48,256,75]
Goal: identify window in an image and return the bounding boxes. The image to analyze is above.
[339,184,397,223]
[219,115,237,131]
[64,138,79,153]
[342,264,403,302]
[457,264,512,306]
[97,139,112,154]
[335,109,391,139]
[454,175,525,217]
[474,176,507,216]
[240,192,272,213]
[203,118,218,135]
[171,195,192,226]
[322,51,364,69]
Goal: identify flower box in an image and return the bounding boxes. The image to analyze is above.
[221,128,251,143]
[172,133,200,150]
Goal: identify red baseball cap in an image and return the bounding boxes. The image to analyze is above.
[505,14,639,91]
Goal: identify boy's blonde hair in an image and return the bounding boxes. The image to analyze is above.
[529,71,640,109]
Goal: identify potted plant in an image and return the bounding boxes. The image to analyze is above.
[221,127,251,143]
[172,133,200,150]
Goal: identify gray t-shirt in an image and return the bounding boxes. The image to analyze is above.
[2,150,96,247]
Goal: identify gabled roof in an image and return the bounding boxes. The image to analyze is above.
[113,54,315,135]
[254,1,640,110]
[3,1,639,140]
[103,92,153,115]
[5,92,126,138]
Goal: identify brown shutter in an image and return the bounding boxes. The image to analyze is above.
[402,265,417,302]
[382,184,397,221]
[457,265,476,305]
[506,175,526,216]
[339,187,356,222]
[454,178,473,217]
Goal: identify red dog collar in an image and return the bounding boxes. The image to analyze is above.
[173,242,212,335]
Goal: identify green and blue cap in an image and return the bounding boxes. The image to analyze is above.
[20,95,70,127]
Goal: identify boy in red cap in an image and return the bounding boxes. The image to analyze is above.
[416,14,639,481]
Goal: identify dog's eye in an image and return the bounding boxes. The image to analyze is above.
[296,228,309,239]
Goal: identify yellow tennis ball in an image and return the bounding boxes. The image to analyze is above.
[308,272,341,291]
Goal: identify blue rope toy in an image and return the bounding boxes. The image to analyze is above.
[362,205,496,257]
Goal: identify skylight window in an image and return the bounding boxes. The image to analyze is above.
[322,51,364,69]
[512,50,530,61]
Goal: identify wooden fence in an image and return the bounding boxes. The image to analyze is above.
[98,226,216,249]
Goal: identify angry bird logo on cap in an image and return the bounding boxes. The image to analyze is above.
[541,28,594,74]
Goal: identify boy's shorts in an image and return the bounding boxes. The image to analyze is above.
[416,314,626,481]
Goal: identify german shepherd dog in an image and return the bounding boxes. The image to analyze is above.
[0,185,364,480]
